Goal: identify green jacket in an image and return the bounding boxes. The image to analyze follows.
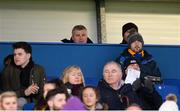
[1,64,46,103]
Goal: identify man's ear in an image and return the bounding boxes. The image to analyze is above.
[47,100,53,108]
[27,53,31,60]
[71,36,74,41]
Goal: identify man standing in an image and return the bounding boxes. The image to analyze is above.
[117,33,162,109]
[1,41,46,103]
[117,33,161,80]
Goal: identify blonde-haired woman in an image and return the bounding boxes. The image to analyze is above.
[61,65,85,97]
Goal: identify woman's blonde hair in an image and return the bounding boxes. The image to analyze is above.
[61,65,85,85]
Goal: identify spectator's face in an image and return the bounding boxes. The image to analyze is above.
[14,48,30,68]
[43,83,56,98]
[127,64,140,71]
[126,105,142,111]
[125,63,140,75]
[48,94,66,110]
[72,29,88,43]
[68,68,83,85]
[103,63,122,86]
[1,97,18,110]
[130,41,143,53]
[82,88,97,109]
[123,30,131,42]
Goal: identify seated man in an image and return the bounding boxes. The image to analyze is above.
[46,88,69,110]
[1,41,46,103]
[123,58,162,109]
[0,91,18,110]
[117,32,162,82]
[97,61,142,110]
[61,25,93,43]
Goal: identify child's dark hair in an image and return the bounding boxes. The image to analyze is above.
[81,85,100,102]
[46,78,66,90]
[46,88,69,101]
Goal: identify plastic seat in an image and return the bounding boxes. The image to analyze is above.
[23,102,35,110]
[155,84,180,107]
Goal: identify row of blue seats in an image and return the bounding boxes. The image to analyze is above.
[1,42,180,109]
[22,82,180,110]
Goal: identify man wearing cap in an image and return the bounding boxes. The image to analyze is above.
[117,32,161,81]
[121,22,138,44]
[117,32,163,109]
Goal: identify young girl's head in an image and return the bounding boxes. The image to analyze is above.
[0,91,18,110]
[81,86,100,110]
[61,65,85,85]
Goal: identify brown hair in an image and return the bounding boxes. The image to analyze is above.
[166,93,177,103]
[72,25,87,34]
[81,86,100,102]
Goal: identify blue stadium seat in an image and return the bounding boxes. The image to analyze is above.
[85,77,98,86]
[155,84,180,107]
[23,102,35,110]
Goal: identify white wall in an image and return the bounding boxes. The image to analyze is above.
[105,1,180,45]
[0,0,97,43]
[0,0,179,45]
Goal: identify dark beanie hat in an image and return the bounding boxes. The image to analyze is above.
[128,33,144,47]
[124,58,141,70]
[122,22,138,37]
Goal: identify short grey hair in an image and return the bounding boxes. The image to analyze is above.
[103,61,123,74]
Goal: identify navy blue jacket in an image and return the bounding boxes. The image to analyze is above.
[97,79,141,110]
[117,48,161,80]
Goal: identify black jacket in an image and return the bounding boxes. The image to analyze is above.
[61,38,93,43]
[116,48,161,80]
[1,63,46,103]
[97,79,141,110]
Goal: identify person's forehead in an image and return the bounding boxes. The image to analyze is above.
[83,88,94,93]
[73,29,87,33]
[2,96,17,101]
[14,48,26,53]
[129,63,139,66]
[69,68,81,73]
[105,63,119,69]
[54,93,66,99]
[131,40,142,44]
